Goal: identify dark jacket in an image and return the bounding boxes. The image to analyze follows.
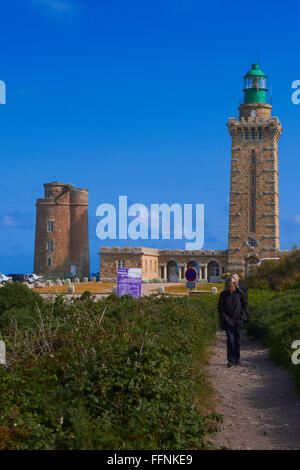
[218,288,248,330]
[236,282,248,301]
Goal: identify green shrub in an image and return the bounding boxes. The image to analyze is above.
[0,283,45,330]
[0,292,221,450]
[243,249,300,292]
[246,289,300,393]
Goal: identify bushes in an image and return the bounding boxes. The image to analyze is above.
[246,289,300,393]
[240,249,300,394]
[0,283,45,331]
[244,249,300,291]
[0,289,221,450]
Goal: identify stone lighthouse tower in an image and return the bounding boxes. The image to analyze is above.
[226,64,282,275]
[34,182,90,278]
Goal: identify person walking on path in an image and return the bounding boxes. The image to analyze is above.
[218,276,248,367]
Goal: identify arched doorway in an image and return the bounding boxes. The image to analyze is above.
[167,261,178,282]
[246,257,258,274]
[208,261,221,283]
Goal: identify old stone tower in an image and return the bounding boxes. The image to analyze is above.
[34,182,90,278]
[226,64,282,275]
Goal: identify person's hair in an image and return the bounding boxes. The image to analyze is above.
[224,276,236,290]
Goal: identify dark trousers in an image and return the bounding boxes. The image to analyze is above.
[226,327,241,364]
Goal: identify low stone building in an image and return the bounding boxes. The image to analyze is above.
[99,247,159,282]
[99,246,227,283]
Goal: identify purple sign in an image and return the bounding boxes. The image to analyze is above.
[117,268,142,298]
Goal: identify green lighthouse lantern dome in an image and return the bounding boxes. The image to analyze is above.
[243,64,268,104]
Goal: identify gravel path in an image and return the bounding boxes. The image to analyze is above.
[208,330,300,450]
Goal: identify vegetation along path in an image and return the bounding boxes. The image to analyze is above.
[208,330,300,450]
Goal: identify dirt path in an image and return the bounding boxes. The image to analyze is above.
[208,330,300,450]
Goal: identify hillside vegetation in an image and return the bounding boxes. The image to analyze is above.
[243,250,300,393]
[0,283,221,450]
[244,249,300,291]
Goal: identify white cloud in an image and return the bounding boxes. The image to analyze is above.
[0,209,34,229]
[1,216,19,228]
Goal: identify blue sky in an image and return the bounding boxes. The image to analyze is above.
[0,0,300,274]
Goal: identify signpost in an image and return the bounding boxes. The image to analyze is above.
[117,268,142,298]
[185,267,198,291]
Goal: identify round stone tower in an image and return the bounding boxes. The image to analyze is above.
[34,182,89,278]
[69,187,90,278]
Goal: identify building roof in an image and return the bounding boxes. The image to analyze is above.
[244,64,267,78]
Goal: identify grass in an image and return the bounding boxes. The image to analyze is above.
[34,282,224,296]
[33,282,115,294]
[194,343,220,415]
[163,283,223,294]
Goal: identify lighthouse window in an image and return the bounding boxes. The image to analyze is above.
[251,172,255,186]
[47,241,54,253]
[259,78,266,88]
[258,128,262,140]
[251,150,256,164]
[118,260,125,269]
[251,194,255,208]
[48,258,52,267]
[250,216,256,232]
[249,238,257,247]
[251,128,255,140]
[244,129,249,140]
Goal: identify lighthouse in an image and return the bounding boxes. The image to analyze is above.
[227,64,282,275]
